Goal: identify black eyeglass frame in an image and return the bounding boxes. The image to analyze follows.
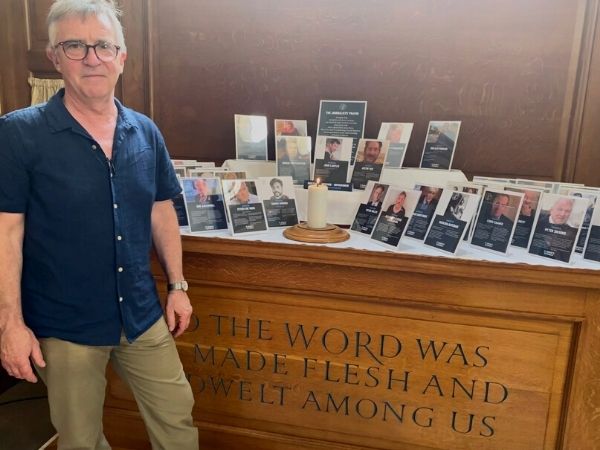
[54,40,121,62]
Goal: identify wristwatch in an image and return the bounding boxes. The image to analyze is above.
[167,280,189,292]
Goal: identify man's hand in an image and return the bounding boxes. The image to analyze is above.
[0,323,45,383]
[165,290,193,338]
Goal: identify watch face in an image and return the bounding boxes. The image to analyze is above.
[181,280,189,291]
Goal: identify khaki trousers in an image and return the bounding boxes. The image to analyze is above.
[36,318,198,450]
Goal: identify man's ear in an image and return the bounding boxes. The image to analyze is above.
[46,46,62,73]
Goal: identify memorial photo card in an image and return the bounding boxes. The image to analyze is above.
[584,205,600,263]
[377,122,413,168]
[222,179,268,235]
[313,136,352,184]
[276,136,312,185]
[528,194,588,264]
[235,114,268,160]
[470,189,523,254]
[370,188,420,249]
[257,176,299,228]
[420,121,461,170]
[404,185,444,240]
[350,139,389,190]
[566,188,598,253]
[424,190,481,254]
[350,181,391,235]
[274,119,308,137]
[504,187,544,249]
[182,177,228,233]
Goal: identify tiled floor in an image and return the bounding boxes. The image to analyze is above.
[0,380,56,450]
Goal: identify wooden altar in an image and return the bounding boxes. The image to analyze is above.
[103,235,600,450]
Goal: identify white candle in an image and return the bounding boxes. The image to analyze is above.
[307,179,328,229]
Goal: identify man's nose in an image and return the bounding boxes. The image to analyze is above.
[83,47,102,66]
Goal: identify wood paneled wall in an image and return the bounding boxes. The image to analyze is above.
[1,0,600,185]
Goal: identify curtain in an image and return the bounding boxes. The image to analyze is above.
[29,77,64,105]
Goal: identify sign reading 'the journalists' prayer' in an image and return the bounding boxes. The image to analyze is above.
[317,100,367,163]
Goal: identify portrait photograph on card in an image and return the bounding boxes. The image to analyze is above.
[274,119,307,137]
[370,189,420,248]
[504,187,543,249]
[405,185,444,240]
[350,139,388,190]
[424,191,480,254]
[377,122,414,168]
[256,176,299,228]
[350,181,390,235]
[584,205,600,262]
[566,189,598,253]
[528,194,588,263]
[276,136,311,185]
[222,179,268,235]
[316,100,367,163]
[182,177,228,233]
[235,114,268,160]
[420,121,461,170]
[313,136,352,184]
[470,190,522,254]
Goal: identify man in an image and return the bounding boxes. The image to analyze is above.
[362,140,382,164]
[229,181,260,205]
[351,140,384,189]
[487,193,513,226]
[471,193,515,250]
[269,178,289,201]
[0,1,198,449]
[415,187,440,220]
[194,177,217,204]
[323,138,341,161]
[529,197,579,262]
[511,189,539,248]
[367,184,385,208]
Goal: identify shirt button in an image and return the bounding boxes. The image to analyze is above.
[117,235,122,241]
[113,203,118,209]
[119,297,123,302]
[92,144,97,150]
[118,267,124,273]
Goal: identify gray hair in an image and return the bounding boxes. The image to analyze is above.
[47,0,126,50]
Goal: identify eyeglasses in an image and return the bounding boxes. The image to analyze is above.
[55,40,120,62]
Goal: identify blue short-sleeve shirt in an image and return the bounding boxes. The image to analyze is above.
[0,89,181,345]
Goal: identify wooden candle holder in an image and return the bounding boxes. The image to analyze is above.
[283,222,350,243]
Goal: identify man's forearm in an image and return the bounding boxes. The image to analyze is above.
[151,200,184,282]
[0,213,25,332]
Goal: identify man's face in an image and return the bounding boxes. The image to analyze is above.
[395,193,406,208]
[491,195,509,218]
[326,142,339,154]
[236,182,250,203]
[271,181,283,198]
[48,14,126,102]
[521,191,536,216]
[425,188,438,203]
[387,126,403,143]
[282,121,295,133]
[195,179,209,197]
[364,141,381,163]
[550,199,573,225]
[370,187,383,202]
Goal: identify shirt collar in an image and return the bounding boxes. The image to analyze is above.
[44,88,137,133]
